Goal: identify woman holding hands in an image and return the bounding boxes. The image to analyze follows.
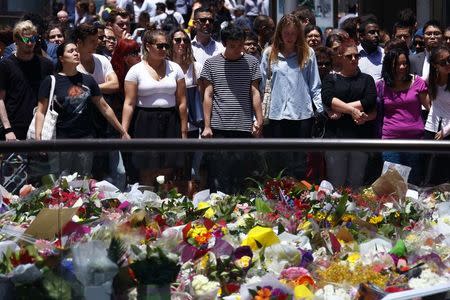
[122,30,188,185]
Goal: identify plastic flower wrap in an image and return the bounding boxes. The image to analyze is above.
[72,240,118,290]
[261,242,302,276]
[239,274,294,300]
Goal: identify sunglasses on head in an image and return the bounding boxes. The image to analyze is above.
[174,37,190,44]
[18,35,39,44]
[197,17,213,24]
[437,57,450,67]
[153,43,170,50]
[343,53,360,60]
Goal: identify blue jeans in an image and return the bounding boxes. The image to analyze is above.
[382,152,423,185]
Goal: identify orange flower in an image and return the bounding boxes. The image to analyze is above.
[254,287,272,300]
[194,232,212,244]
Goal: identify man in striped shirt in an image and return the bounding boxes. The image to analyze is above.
[200,24,263,193]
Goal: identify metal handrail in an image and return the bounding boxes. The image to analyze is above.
[0,139,450,153]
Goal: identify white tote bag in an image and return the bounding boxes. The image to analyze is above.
[27,75,58,140]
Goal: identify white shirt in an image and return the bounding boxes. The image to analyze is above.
[150,10,184,28]
[76,54,115,85]
[133,0,157,22]
[357,44,384,81]
[191,37,225,66]
[125,60,184,107]
[425,85,450,133]
[185,62,203,87]
[421,50,431,82]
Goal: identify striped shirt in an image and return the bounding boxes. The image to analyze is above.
[201,53,261,132]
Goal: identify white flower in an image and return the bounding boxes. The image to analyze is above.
[315,284,351,300]
[192,275,219,295]
[409,269,450,289]
[156,175,165,184]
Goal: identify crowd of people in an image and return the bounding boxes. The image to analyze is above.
[0,1,449,194]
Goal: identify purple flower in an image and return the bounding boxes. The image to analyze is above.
[233,246,253,260]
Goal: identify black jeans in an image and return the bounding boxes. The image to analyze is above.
[206,129,255,194]
[263,118,313,178]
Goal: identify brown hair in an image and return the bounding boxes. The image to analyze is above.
[141,29,167,60]
[332,38,357,71]
[269,14,309,68]
[168,29,194,65]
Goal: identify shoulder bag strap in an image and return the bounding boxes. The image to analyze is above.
[48,75,56,112]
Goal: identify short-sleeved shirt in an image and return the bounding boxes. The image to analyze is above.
[0,55,54,130]
[425,85,450,133]
[191,37,225,66]
[321,70,377,138]
[378,76,428,139]
[358,45,384,81]
[38,72,101,138]
[76,54,115,85]
[200,53,261,132]
[125,60,184,108]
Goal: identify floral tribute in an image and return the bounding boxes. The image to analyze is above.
[0,171,449,299]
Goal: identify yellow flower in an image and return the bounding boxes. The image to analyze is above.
[342,214,355,222]
[347,252,361,264]
[197,202,215,219]
[315,212,326,221]
[235,255,251,268]
[369,215,383,225]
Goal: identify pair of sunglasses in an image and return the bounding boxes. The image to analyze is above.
[174,37,190,44]
[153,43,170,50]
[17,35,39,44]
[343,53,361,60]
[196,17,213,24]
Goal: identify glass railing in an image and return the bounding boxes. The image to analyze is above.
[0,139,449,300]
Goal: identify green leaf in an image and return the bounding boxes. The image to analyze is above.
[334,194,348,221]
[41,174,57,187]
[255,198,272,213]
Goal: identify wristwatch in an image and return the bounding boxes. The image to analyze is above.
[3,127,13,134]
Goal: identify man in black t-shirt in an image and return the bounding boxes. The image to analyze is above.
[0,20,53,140]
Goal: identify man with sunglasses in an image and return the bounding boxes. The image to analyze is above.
[191,7,225,66]
[0,21,53,141]
[357,17,384,81]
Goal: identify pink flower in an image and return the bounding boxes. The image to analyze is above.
[280,267,310,281]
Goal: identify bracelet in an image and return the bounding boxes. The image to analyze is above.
[3,127,13,134]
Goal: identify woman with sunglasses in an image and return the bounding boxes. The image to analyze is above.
[122,30,188,186]
[321,38,377,188]
[168,29,203,187]
[423,45,450,184]
[376,43,429,185]
[35,42,129,176]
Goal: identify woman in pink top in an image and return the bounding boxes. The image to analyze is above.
[377,46,430,185]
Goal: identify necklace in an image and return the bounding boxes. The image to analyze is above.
[145,60,166,80]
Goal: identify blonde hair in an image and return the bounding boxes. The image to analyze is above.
[13,20,37,41]
[270,14,309,68]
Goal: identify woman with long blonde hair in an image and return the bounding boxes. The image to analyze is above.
[260,13,322,178]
